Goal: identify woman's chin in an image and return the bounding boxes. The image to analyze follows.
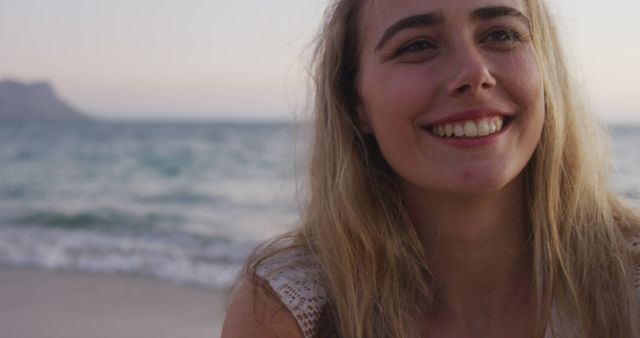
[402,170,523,199]
[439,172,524,198]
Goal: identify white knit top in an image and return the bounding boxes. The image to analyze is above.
[256,235,640,338]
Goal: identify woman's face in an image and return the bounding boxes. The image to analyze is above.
[356,0,544,196]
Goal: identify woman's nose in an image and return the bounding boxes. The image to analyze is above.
[445,47,497,97]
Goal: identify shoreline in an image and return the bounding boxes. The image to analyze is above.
[0,264,229,338]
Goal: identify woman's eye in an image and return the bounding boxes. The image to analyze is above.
[484,29,522,43]
[396,39,436,56]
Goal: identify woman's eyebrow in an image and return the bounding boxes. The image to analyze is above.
[375,12,443,51]
[471,6,529,24]
[374,6,529,52]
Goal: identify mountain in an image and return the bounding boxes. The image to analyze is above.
[0,79,88,120]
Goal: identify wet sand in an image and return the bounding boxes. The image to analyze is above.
[0,265,229,338]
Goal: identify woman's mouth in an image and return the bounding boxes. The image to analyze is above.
[427,116,513,139]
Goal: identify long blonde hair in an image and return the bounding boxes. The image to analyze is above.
[247,0,640,337]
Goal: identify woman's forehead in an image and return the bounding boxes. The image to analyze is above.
[361,0,528,33]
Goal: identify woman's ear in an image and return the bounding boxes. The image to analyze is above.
[356,105,373,134]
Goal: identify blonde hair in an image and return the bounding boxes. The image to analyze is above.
[246,0,640,337]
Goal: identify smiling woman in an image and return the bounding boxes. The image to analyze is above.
[221,0,640,337]
[357,2,544,197]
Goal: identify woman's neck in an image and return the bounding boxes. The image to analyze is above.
[401,176,533,326]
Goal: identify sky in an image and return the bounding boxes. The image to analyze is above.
[0,0,639,122]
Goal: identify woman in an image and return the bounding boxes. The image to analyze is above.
[222,0,640,337]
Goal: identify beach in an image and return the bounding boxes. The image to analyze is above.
[0,122,638,338]
[0,265,229,338]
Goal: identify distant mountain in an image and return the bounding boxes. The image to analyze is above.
[0,79,88,120]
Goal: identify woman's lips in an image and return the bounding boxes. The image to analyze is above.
[419,107,515,145]
[422,107,515,127]
[428,115,505,138]
[422,115,514,148]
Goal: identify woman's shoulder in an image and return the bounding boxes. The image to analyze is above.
[221,277,305,338]
[254,245,328,338]
[222,241,328,338]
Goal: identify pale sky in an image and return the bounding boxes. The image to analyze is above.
[0,0,638,122]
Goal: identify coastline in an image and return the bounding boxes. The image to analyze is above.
[0,265,229,338]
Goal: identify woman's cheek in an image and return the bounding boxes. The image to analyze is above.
[381,66,439,112]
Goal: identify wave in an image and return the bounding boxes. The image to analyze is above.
[132,189,227,206]
[0,225,252,289]
[8,209,184,231]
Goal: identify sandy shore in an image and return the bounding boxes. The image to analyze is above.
[0,265,230,338]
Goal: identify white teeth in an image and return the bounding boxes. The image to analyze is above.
[445,124,453,137]
[431,116,505,139]
[477,120,490,136]
[489,120,497,133]
[464,121,478,137]
[454,124,465,137]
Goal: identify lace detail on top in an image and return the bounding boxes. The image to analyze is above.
[256,247,327,338]
[257,235,640,338]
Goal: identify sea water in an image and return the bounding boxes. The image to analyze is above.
[0,121,638,289]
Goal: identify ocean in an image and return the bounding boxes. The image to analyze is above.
[0,121,638,289]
